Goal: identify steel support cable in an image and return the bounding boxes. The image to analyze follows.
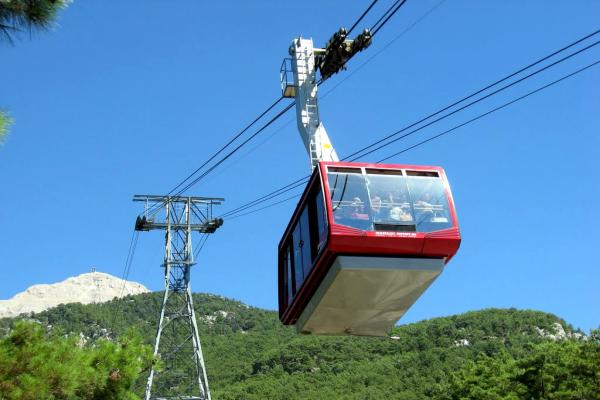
[320,0,446,101]
[173,101,296,195]
[220,176,309,218]
[141,96,287,217]
[183,3,595,222]
[142,1,418,239]
[225,59,600,221]
[167,96,286,196]
[314,0,410,88]
[371,0,408,37]
[202,118,296,183]
[119,230,140,298]
[193,234,210,259]
[197,234,210,255]
[377,59,600,162]
[226,192,305,221]
[210,0,437,210]
[169,0,386,196]
[112,230,140,326]
[348,0,380,35]
[369,0,403,33]
[220,1,446,219]
[155,0,387,211]
[143,0,389,258]
[220,3,434,219]
[345,30,600,161]
[220,37,599,220]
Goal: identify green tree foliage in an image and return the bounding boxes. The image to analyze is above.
[0,321,153,399]
[0,110,11,143]
[446,331,600,400]
[1,293,597,399]
[0,0,70,43]
[1,1,71,141]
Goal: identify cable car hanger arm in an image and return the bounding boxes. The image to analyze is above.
[281,28,372,171]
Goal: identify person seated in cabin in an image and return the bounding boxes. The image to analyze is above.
[415,189,452,226]
[336,196,363,217]
[380,192,412,222]
[370,195,383,217]
[415,191,434,209]
[349,197,368,219]
[333,196,370,230]
[390,205,413,222]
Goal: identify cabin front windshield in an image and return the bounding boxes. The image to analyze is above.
[327,169,371,231]
[326,168,453,233]
[405,176,453,232]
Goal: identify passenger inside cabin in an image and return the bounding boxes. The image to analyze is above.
[415,192,434,212]
[374,192,412,222]
[413,185,450,227]
[414,190,435,221]
[415,192,434,208]
[390,203,413,222]
[336,196,366,219]
[350,196,364,214]
[370,195,382,215]
[333,196,371,230]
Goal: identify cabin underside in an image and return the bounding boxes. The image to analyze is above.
[294,256,445,337]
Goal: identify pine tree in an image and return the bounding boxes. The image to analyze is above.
[0,0,70,43]
[1,1,71,141]
[0,321,153,400]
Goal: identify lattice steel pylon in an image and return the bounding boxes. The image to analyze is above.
[133,195,224,400]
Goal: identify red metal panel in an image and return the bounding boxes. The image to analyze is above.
[330,233,425,256]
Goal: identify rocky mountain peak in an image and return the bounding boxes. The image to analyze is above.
[0,271,149,318]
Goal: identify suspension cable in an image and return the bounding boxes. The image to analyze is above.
[219,31,599,219]
[345,29,600,161]
[158,0,389,204]
[225,59,600,221]
[348,0,380,35]
[349,38,600,161]
[371,0,409,37]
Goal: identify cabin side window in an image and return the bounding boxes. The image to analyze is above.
[306,181,328,263]
[290,203,314,297]
[299,207,312,279]
[285,186,329,304]
[283,244,294,308]
[313,189,328,256]
[292,223,304,291]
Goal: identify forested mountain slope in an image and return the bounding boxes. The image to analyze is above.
[1,292,597,399]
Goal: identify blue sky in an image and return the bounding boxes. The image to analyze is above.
[1,1,598,332]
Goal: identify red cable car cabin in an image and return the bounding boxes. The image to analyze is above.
[278,161,461,336]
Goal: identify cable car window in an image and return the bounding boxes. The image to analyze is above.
[328,166,362,174]
[327,169,371,231]
[406,176,453,232]
[299,207,313,278]
[366,170,415,229]
[283,244,294,307]
[406,170,439,177]
[314,189,328,254]
[292,222,304,290]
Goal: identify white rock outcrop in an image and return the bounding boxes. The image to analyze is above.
[0,272,149,318]
[535,322,584,341]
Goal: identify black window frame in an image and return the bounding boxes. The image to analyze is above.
[282,180,329,308]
